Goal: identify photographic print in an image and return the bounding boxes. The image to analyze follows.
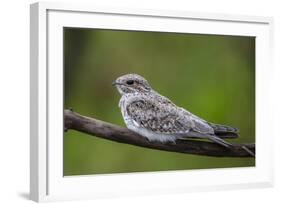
[63,28,255,176]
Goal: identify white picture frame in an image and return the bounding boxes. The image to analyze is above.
[30,2,274,202]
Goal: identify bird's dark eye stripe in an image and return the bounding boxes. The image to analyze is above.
[126,80,134,85]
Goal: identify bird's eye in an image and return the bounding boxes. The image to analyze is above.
[126,80,134,85]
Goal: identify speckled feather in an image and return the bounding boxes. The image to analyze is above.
[123,93,212,134]
[113,74,238,144]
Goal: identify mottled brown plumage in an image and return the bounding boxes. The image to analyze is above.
[113,74,239,145]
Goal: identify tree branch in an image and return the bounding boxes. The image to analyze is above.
[64,109,255,158]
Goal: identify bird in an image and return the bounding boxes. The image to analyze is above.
[112,73,239,148]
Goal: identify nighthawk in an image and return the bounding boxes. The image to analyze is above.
[112,73,239,148]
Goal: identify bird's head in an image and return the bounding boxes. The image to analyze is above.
[112,73,152,95]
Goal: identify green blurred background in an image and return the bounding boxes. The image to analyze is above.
[63,28,255,176]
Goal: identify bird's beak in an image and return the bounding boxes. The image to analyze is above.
[112,81,118,86]
[112,81,124,86]
[112,81,116,86]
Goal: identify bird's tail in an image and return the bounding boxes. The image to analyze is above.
[177,131,233,148]
[206,134,255,157]
[206,134,233,148]
[209,123,239,139]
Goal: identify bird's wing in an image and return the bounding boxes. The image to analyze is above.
[126,96,213,135]
[180,108,215,134]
